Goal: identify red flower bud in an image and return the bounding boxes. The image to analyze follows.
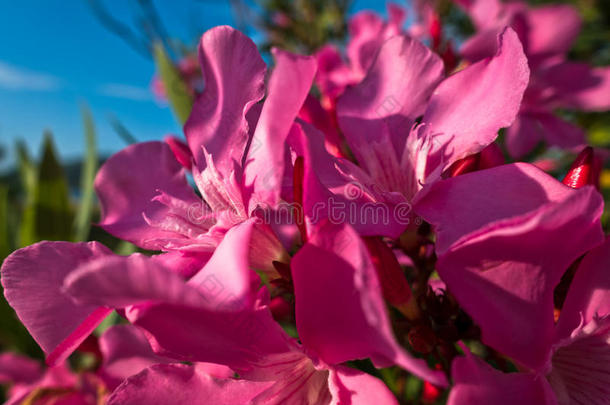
[562,146,594,189]
[447,153,480,178]
[293,156,307,243]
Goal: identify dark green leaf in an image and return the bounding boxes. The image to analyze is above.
[73,104,98,242]
[27,132,73,243]
[16,141,37,247]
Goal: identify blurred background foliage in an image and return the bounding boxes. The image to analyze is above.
[0,0,609,403]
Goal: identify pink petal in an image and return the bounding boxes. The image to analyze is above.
[288,121,409,238]
[291,220,447,386]
[128,302,291,373]
[184,26,266,172]
[1,241,113,366]
[448,350,557,405]
[95,141,200,250]
[329,365,399,405]
[346,11,386,77]
[314,44,354,102]
[525,5,581,66]
[99,324,173,386]
[505,113,545,158]
[556,237,610,340]
[421,28,529,176]
[243,351,333,404]
[416,164,604,370]
[506,111,585,158]
[338,34,444,157]
[542,63,610,111]
[453,0,505,30]
[549,316,610,404]
[188,220,260,309]
[244,49,317,210]
[151,250,211,279]
[298,94,343,157]
[164,135,193,169]
[415,163,583,253]
[0,353,42,384]
[107,364,272,405]
[63,252,291,372]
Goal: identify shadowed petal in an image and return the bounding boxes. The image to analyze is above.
[291,221,447,386]
[107,364,272,405]
[95,141,201,250]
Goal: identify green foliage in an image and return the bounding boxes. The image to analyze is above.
[253,0,352,53]
[153,42,194,125]
[72,104,98,242]
[31,132,72,242]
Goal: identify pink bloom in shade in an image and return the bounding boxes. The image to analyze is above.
[455,0,610,157]
[60,221,405,404]
[2,362,105,405]
[151,53,203,101]
[295,28,528,238]
[414,162,605,371]
[0,324,192,405]
[95,25,316,265]
[314,3,407,106]
[447,237,610,405]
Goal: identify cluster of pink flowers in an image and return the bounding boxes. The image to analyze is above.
[2,1,609,404]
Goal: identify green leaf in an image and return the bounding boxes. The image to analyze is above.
[114,240,138,255]
[21,132,73,245]
[153,42,194,124]
[16,141,38,247]
[108,114,138,145]
[73,104,98,242]
[16,140,36,197]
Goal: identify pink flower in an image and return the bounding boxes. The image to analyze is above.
[59,220,446,402]
[415,162,604,369]
[0,325,179,405]
[456,0,610,157]
[295,27,528,237]
[447,237,610,404]
[95,25,317,268]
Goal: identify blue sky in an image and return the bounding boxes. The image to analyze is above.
[0,0,391,171]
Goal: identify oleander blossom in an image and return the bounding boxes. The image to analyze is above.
[447,237,610,405]
[455,0,610,157]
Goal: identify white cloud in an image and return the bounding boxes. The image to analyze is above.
[0,61,63,91]
[98,83,152,101]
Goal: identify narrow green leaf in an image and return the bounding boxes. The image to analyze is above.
[153,42,194,124]
[73,104,98,242]
[108,114,138,145]
[16,141,37,247]
[16,141,36,197]
[31,132,72,242]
